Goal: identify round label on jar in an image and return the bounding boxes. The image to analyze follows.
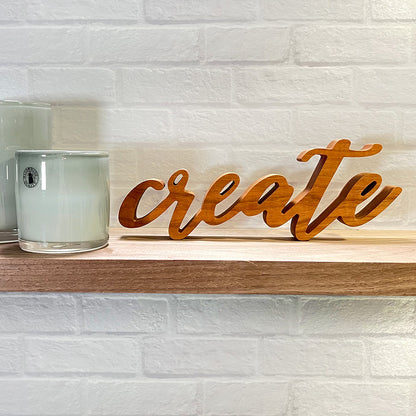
[23,167,39,188]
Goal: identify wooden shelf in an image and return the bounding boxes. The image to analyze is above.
[0,228,415,295]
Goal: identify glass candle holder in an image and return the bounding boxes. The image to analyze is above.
[15,150,109,253]
[0,101,51,243]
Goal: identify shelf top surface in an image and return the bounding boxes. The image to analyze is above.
[1,228,415,264]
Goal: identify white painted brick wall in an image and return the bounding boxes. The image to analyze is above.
[294,110,398,148]
[260,339,363,376]
[0,338,23,374]
[87,380,199,415]
[261,0,364,21]
[26,0,142,22]
[0,294,413,414]
[294,26,411,65]
[89,28,200,63]
[0,379,83,415]
[0,295,77,333]
[300,298,415,334]
[82,296,168,333]
[30,68,116,103]
[0,0,25,22]
[144,0,257,23]
[0,28,85,64]
[172,109,292,144]
[356,68,416,104]
[0,69,28,99]
[204,381,289,415]
[369,339,416,376]
[26,337,139,374]
[121,68,232,103]
[176,297,293,334]
[206,27,290,63]
[235,67,353,104]
[1,1,416,414]
[143,338,256,376]
[292,382,411,416]
[371,0,416,21]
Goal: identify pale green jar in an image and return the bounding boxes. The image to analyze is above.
[15,150,109,253]
[0,101,51,242]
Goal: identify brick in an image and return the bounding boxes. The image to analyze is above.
[295,26,410,64]
[369,340,416,376]
[53,107,171,147]
[235,68,352,104]
[0,69,28,99]
[402,111,416,145]
[0,0,25,21]
[90,28,199,63]
[87,381,198,415]
[293,382,411,416]
[0,28,84,64]
[177,297,293,335]
[352,186,408,229]
[206,27,289,62]
[30,68,116,103]
[337,151,416,186]
[0,379,81,415]
[261,0,364,21]
[0,338,22,374]
[0,295,77,333]
[204,381,289,415]
[144,0,256,23]
[356,68,416,104]
[82,296,168,333]
[108,149,139,187]
[110,187,133,226]
[27,0,140,21]
[121,68,231,104]
[300,298,414,334]
[144,338,256,376]
[26,337,138,374]
[372,0,416,21]
[294,110,397,147]
[119,146,232,189]
[172,109,291,144]
[225,148,312,187]
[409,189,416,227]
[260,339,363,376]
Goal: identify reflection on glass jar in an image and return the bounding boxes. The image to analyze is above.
[0,101,51,243]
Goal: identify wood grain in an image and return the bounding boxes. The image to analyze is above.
[0,228,415,295]
[119,140,402,240]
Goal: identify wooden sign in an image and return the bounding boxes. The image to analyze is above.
[119,139,402,241]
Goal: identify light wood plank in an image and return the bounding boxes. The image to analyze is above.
[0,228,415,295]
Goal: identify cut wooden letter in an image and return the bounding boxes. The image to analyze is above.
[118,140,402,240]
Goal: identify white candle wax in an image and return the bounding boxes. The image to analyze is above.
[15,151,109,253]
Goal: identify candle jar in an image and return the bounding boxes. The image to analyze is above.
[15,150,109,253]
[0,101,51,243]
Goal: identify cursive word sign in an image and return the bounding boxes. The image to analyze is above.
[119,140,402,240]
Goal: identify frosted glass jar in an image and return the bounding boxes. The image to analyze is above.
[15,150,109,253]
[0,101,51,242]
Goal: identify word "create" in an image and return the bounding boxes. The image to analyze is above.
[119,139,402,241]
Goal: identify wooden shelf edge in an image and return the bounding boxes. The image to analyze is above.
[0,228,415,295]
